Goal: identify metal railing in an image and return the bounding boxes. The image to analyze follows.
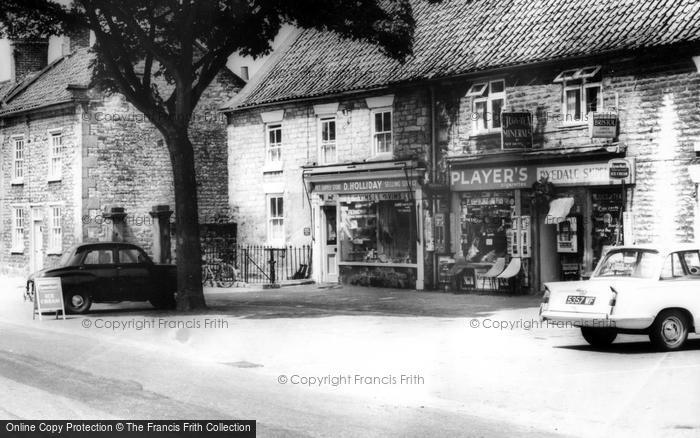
[201,238,312,285]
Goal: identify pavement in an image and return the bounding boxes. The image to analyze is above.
[1,276,700,437]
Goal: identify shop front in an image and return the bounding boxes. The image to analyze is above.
[303,161,426,289]
[448,155,635,293]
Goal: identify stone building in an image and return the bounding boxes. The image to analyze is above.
[0,33,243,276]
[223,0,700,292]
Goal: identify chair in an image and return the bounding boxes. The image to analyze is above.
[497,257,522,294]
[481,257,506,290]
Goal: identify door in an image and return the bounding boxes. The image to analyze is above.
[81,248,118,301]
[30,208,44,272]
[116,247,153,300]
[322,206,338,283]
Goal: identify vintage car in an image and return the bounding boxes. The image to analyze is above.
[540,244,700,351]
[27,242,177,314]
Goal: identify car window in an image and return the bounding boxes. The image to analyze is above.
[83,249,114,265]
[594,249,660,279]
[661,252,685,279]
[681,251,700,276]
[119,248,150,264]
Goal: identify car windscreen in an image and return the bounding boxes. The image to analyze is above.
[593,249,661,279]
[59,249,82,267]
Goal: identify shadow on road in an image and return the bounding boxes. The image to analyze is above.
[555,337,700,354]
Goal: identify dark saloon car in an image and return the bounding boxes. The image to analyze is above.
[27,242,177,314]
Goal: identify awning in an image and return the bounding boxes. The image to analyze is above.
[545,197,575,224]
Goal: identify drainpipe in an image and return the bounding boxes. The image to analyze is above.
[429,85,438,289]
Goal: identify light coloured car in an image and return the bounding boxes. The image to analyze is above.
[540,244,700,351]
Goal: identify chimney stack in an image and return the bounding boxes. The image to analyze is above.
[10,39,49,82]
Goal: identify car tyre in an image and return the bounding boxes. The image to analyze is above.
[150,293,176,310]
[581,327,617,348]
[65,291,92,314]
[649,309,689,351]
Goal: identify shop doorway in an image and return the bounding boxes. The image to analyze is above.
[322,205,338,283]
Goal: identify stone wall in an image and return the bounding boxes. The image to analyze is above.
[0,106,82,275]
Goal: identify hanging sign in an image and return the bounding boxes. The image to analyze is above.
[501,112,533,149]
[33,278,66,320]
[589,113,618,138]
[608,158,630,179]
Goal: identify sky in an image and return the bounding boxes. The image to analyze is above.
[0,25,294,83]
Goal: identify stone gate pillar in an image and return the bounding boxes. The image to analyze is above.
[149,205,174,264]
[103,206,127,242]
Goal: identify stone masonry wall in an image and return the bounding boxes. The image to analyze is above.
[0,106,82,275]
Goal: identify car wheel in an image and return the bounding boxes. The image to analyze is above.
[581,327,617,348]
[649,310,689,351]
[65,291,92,314]
[150,293,176,310]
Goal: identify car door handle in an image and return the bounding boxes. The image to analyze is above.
[116,266,123,270]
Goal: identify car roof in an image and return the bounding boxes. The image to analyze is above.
[607,243,700,255]
[73,242,144,252]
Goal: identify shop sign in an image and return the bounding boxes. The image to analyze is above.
[501,112,533,149]
[314,178,411,193]
[589,113,618,138]
[608,158,630,179]
[450,166,535,190]
[33,278,66,320]
[537,160,635,186]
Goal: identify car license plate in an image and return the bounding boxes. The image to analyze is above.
[566,295,596,305]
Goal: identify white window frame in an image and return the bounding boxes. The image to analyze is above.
[556,66,602,125]
[48,130,63,182]
[48,205,62,254]
[371,108,393,157]
[471,79,506,134]
[266,194,284,245]
[12,135,25,184]
[11,207,25,253]
[265,123,283,164]
[318,116,337,164]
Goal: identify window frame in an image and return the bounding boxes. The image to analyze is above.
[470,79,506,135]
[47,129,64,182]
[318,116,337,165]
[12,135,25,184]
[265,123,283,164]
[11,207,25,253]
[47,205,63,255]
[557,66,603,125]
[371,108,393,157]
[266,194,284,245]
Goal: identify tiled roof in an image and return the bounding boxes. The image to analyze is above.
[0,48,94,116]
[224,0,700,110]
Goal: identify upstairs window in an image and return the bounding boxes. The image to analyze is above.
[12,136,25,183]
[372,109,392,156]
[48,131,63,181]
[469,79,505,134]
[319,117,337,164]
[554,66,602,123]
[266,123,282,163]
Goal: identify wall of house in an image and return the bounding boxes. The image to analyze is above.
[0,106,82,275]
[84,71,241,257]
[227,88,432,247]
[436,56,700,246]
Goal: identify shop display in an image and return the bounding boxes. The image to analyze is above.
[591,190,623,267]
[556,216,581,253]
[339,198,416,264]
[459,191,514,262]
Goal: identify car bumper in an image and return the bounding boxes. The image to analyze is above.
[540,309,653,330]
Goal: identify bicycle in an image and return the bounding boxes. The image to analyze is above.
[201,256,238,288]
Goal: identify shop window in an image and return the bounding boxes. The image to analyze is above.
[48,130,63,181]
[469,79,505,134]
[11,207,25,253]
[372,109,392,156]
[267,195,284,244]
[48,206,62,254]
[12,136,25,184]
[459,191,514,262]
[555,66,602,124]
[339,197,416,264]
[318,117,336,164]
[266,123,282,163]
[591,190,623,268]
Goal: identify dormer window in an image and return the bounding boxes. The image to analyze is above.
[469,79,505,134]
[554,66,602,124]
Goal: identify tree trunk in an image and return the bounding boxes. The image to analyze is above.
[168,130,206,310]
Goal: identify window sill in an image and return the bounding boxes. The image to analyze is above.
[11,180,24,186]
[10,249,24,255]
[263,162,284,173]
[368,153,393,161]
[468,130,501,139]
[47,250,62,256]
[47,177,62,183]
[558,122,588,129]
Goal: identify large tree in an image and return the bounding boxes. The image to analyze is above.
[1,0,416,310]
